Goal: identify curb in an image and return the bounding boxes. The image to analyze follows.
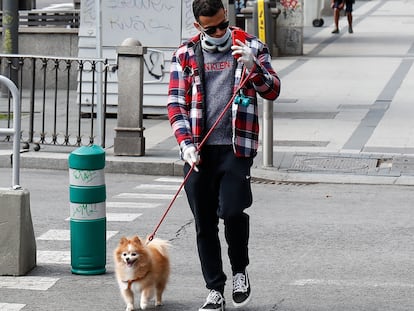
[2,150,414,186]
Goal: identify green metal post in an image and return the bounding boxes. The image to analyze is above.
[68,145,106,275]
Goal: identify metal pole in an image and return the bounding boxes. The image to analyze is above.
[2,0,19,85]
[95,0,104,146]
[0,75,21,189]
[256,0,273,167]
[263,98,273,167]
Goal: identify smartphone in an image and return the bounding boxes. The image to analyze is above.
[232,29,246,59]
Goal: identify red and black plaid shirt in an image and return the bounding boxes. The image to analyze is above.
[167,28,281,158]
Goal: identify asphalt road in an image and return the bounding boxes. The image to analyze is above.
[1,168,413,310]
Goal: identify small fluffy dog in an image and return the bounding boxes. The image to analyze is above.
[113,235,170,310]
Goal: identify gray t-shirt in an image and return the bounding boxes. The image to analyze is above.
[203,49,234,145]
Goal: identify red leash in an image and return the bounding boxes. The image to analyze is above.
[147,69,253,242]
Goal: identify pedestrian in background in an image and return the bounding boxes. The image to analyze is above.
[331,0,355,34]
[167,0,280,310]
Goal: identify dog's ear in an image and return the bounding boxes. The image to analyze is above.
[133,235,142,245]
[119,236,128,244]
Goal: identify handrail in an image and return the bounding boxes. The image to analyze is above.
[0,75,21,189]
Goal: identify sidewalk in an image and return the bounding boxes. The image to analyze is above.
[2,0,414,185]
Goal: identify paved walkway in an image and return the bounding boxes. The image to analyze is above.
[2,0,414,185]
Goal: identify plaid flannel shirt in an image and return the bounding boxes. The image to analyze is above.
[167,27,281,158]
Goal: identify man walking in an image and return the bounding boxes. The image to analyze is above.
[167,0,281,310]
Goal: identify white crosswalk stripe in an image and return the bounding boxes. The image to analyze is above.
[36,230,119,266]
[134,184,183,191]
[106,202,160,209]
[106,212,142,222]
[114,193,178,199]
[37,251,70,265]
[37,229,70,241]
[0,277,59,291]
[155,177,184,183]
[0,303,26,310]
[37,229,118,241]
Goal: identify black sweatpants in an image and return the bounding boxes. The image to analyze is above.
[183,145,253,293]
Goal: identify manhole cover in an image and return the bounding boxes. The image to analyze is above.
[290,156,377,173]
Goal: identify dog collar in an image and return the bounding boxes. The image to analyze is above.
[123,272,149,290]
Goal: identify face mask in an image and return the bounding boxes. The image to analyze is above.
[201,28,232,53]
[203,28,231,46]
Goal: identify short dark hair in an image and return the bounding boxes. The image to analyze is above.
[192,0,224,22]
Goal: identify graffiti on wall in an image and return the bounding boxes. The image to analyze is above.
[280,0,300,10]
[279,0,302,22]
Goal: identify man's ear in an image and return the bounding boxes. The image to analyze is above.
[194,21,202,32]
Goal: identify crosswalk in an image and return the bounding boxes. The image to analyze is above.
[0,176,184,310]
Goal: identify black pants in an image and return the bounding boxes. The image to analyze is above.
[184,145,253,293]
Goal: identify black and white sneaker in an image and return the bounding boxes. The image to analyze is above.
[232,271,251,308]
[199,290,225,311]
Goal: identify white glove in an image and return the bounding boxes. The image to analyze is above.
[183,146,199,172]
[231,39,255,70]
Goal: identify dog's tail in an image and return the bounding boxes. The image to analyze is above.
[145,237,171,257]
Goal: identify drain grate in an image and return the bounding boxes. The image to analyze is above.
[290,155,378,173]
[251,177,276,184]
[276,181,317,186]
[391,157,414,174]
[251,178,316,186]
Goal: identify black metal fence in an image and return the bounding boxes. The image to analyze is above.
[0,54,109,149]
[0,10,80,28]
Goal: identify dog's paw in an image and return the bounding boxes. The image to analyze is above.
[155,301,163,307]
[140,301,148,310]
[125,303,134,311]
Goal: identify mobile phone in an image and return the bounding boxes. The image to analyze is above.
[232,29,246,59]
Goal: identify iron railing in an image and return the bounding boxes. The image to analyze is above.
[0,54,109,148]
[0,10,80,28]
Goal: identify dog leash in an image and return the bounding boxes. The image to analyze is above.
[147,68,254,243]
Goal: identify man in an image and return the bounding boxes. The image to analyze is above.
[167,0,280,310]
[331,0,355,34]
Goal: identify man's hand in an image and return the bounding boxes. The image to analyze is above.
[183,146,200,172]
[231,39,255,70]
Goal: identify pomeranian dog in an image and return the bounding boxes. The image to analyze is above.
[113,235,170,310]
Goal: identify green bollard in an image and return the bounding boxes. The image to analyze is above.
[68,145,106,275]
